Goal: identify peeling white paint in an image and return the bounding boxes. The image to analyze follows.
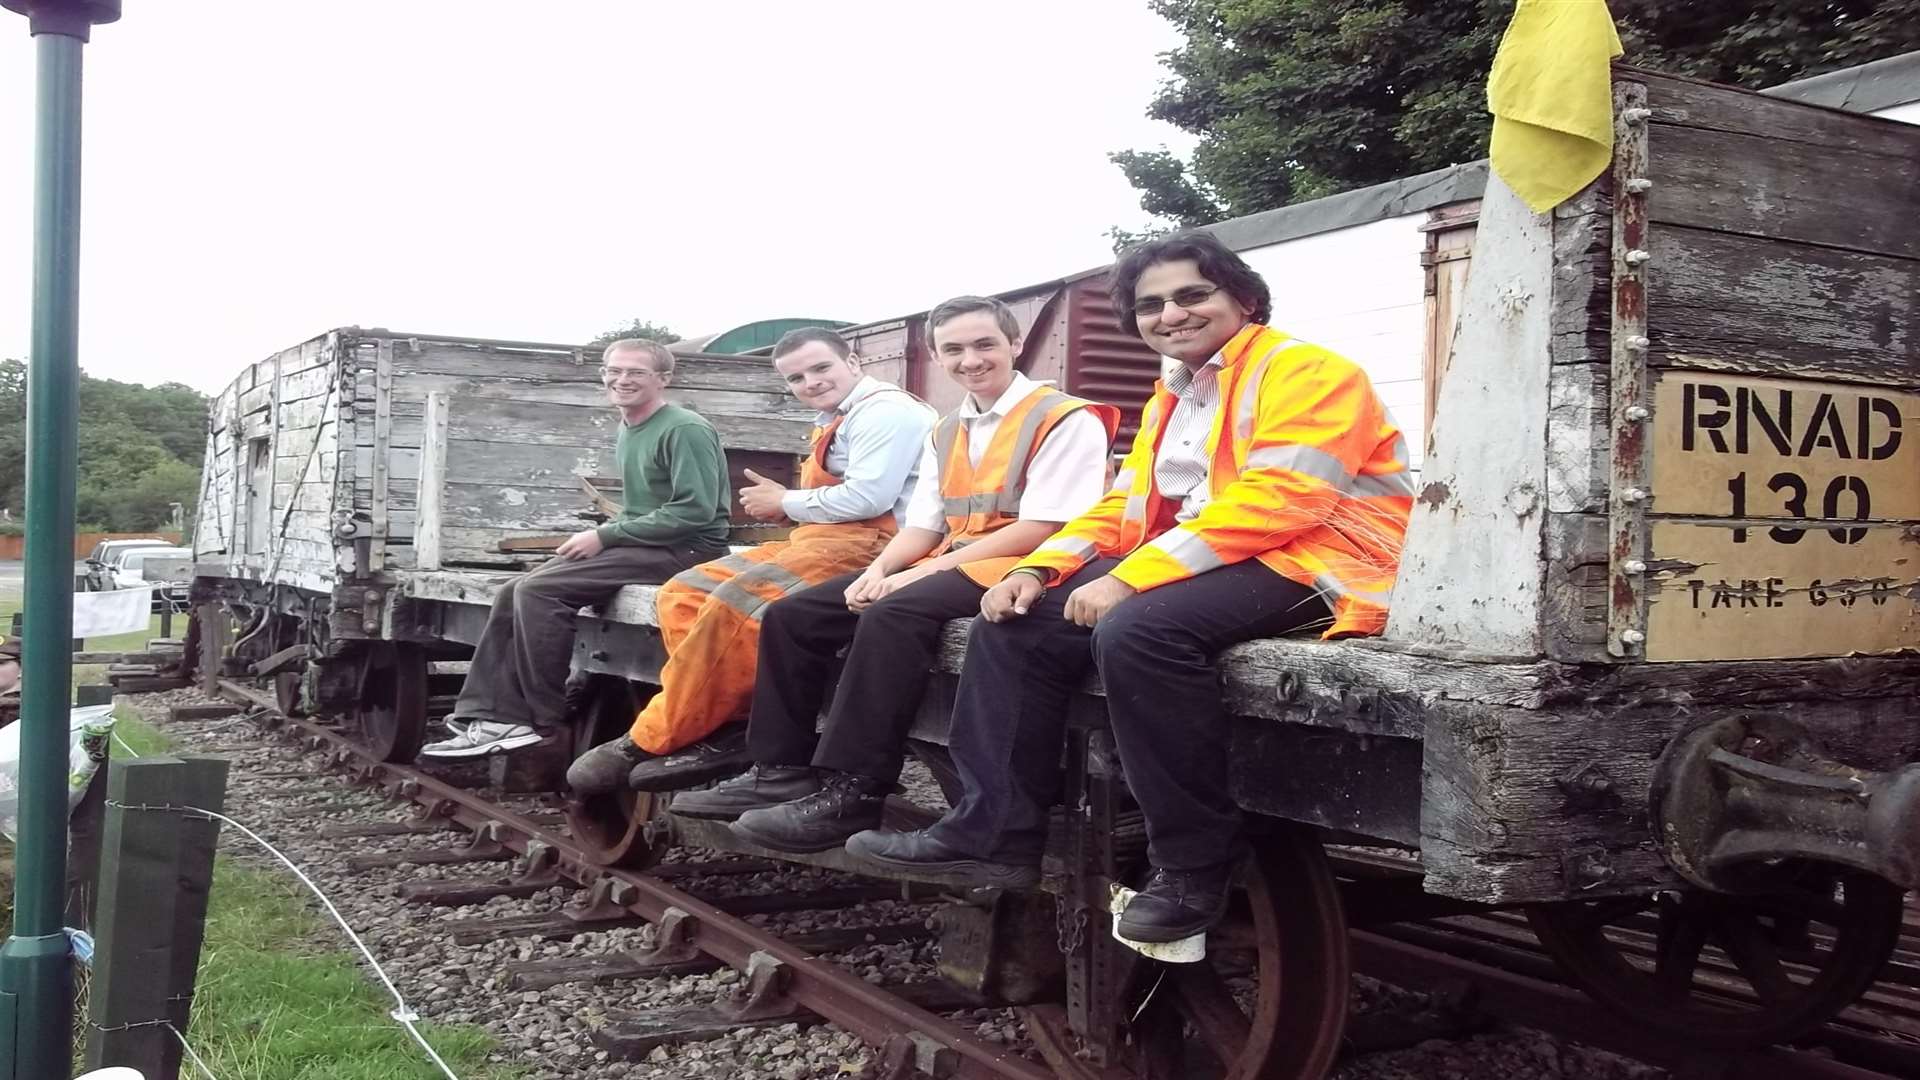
[498,487,529,507]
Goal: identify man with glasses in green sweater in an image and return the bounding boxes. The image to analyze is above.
[422,338,731,758]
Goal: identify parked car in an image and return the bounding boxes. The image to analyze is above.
[82,538,173,594]
[113,545,192,612]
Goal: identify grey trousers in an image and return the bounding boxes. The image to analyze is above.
[452,540,724,730]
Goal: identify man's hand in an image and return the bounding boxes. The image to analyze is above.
[738,468,790,522]
[844,564,890,612]
[981,572,1046,623]
[555,529,605,561]
[1064,575,1135,627]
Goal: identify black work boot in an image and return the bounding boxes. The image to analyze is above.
[626,724,753,792]
[1116,862,1236,943]
[730,772,889,853]
[669,764,821,821]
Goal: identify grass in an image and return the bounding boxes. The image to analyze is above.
[0,582,522,1079]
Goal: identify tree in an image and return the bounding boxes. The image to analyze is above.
[587,320,681,350]
[0,357,208,530]
[1115,0,1920,233]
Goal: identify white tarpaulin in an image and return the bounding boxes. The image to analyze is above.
[72,587,150,638]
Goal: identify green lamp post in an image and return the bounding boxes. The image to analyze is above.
[0,2,121,1077]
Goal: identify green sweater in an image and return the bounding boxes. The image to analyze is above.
[594,404,731,548]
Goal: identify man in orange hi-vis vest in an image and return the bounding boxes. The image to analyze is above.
[847,232,1415,943]
[664,295,1119,853]
[568,328,935,796]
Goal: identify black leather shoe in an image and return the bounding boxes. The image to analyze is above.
[1116,863,1236,943]
[730,772,888,853]
[843,827,1040,889]
[626,725,752,792]
[670,764,820,822]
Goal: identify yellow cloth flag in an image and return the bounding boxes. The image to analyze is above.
[1487,0,1625,213]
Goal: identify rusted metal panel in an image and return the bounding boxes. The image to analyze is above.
[1062,276,1162,446]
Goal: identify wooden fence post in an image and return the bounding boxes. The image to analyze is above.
[81,756,230,1080]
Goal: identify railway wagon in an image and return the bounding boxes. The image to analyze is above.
[184,66,1920,1080]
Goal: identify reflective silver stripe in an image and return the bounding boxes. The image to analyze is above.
[1353,469,1415,499]
[1146,528,1226,574]
[1122,493,1151,524]
[1233,339,1309,444]
[995,392,1077,512]
[943,492,1001,518]
[709,563,812,621]
[1313,571,1394,603]
[932,414,965,466]
[1036,535,1098,561]
[667,553,757,595]
[1244,443,1353,489]
[1107,469,1135,494]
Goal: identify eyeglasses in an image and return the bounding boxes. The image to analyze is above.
[600,366,662,384]
[1131,284,1222,317]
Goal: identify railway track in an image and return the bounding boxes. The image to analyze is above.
[123,677,1920,1079]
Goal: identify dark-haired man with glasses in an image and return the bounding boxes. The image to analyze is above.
[422,338,730,758]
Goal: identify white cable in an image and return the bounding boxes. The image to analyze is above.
[111,731,140,758]
[170,1022,222,1080]
[181,805,463,1080]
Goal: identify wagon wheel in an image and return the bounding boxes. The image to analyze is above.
[353,642,428,762]
[1526,866,1904,1048]
[1028,825,1350,1080]
[564,675,661,869]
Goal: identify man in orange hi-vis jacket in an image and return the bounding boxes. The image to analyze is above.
[847,231,1415,943]
[568,327,935,796]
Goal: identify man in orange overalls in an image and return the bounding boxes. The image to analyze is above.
[568,328,935,796]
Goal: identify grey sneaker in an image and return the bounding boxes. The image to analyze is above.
[420,720,541,759]
[566,735,651,797]
[730,772,887,853]
[670,764,821,822]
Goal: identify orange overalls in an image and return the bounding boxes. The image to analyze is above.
[627,406,904,754]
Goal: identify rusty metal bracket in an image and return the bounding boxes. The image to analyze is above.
[454,820,507,858]
[632,906,703,966]
[565,875,639,922]
[511,840,562,886]
[1606,78,1655,658]
[1652,714,1920,892]
[723,951,799,1022]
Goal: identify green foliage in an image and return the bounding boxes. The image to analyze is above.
[0,357,207,531]
[1116,0,1920,230]
[587,319,681,350]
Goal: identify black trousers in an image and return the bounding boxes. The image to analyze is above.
[453,540,723,731]
[748,567,987,782]
[928,557,1330,868]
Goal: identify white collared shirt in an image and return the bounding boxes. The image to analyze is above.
[1154,353,1224,522]
[903,373,1112,533]
[779,376,937,527]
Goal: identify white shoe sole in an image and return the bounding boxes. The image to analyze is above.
[419,732,543,759]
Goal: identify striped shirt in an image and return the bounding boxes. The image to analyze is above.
[1154,354,1224,522]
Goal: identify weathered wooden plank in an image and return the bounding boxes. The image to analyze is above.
[1544,362,1608,514]
[1648,121,1920,262]
[1643,67,1920,161]
[416,392,448,571]
[437,483,596,530]
[1648,224,1920,385]
[1386,174,1556,656]
[1540,512,1609,664]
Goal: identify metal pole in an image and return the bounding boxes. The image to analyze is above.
[0,3,119,1077]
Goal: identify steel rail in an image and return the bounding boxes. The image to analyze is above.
[216,680,1052,1080]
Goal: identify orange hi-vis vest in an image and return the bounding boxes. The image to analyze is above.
[922,384,1121,587]
[1013,323,1414,638]
[791,389,920,538]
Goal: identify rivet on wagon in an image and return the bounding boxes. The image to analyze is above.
[1624,405,1651,422]
[1623,560,1648,575]
[1622,488,1650,504]
[1624,249,1652,265]
[1625,177,1653,193]
[1622,107,1653,124]
[1621,629,1647,646]
[1624,335,1649,351]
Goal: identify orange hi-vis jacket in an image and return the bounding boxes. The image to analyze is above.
[922,384,1121,588]
[1013,323,1414,638]
[629,388,922,754]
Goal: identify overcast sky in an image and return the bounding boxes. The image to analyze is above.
[0,1,1194,392]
